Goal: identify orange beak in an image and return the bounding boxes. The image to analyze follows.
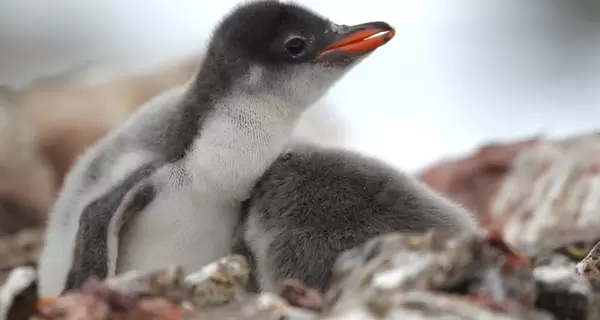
[318,21,395,58]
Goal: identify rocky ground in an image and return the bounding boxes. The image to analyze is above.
[1,132,600,319]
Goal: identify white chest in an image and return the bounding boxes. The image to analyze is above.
[115,185,241,274]
[116,99,299,274]
[185,100,299,200]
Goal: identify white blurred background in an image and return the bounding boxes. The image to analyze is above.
[2,0,600,172]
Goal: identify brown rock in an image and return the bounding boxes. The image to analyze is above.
[0,87,56,234]
[419,137,540,227]
[186,293,318,320]
[534,256,599,320]
[490,133,600,245]
[325,229,538,317]
[326,230,479,301]
[80,278,138,312]
[576,239,600,277]
[183,255,250,308]
[42,293,111,320]
[102,265,187,303]
[0,229,45,283]
[418,132,600,319]
[420,132,600,246]
[99,255,249,309]
[39,283,189,320]
[277,279,325,312]
[322,291,553,320]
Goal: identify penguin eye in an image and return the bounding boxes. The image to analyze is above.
[284,36,306,56]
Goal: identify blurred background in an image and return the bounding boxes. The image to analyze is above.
[1,0,600,232]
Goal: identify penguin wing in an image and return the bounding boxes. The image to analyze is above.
[62,163,159,293]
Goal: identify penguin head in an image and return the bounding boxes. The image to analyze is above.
[204,0,395,107]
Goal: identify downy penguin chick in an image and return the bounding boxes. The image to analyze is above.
[240,143,478,292]
[37,1,396,297]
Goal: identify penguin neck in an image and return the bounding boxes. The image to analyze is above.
[185,86,304,201]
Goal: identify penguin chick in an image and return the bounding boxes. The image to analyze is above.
[240,143,478,292]
[37,0,396,297]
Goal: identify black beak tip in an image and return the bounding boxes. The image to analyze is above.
[369,21,394,31]
[316,19,395,61]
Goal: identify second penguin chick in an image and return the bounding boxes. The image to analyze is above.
[239,143,478,292]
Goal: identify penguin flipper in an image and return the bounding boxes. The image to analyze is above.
[106,183,157,275]
[62,164,158,293]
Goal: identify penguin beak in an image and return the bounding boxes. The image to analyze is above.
[317,21,395,59]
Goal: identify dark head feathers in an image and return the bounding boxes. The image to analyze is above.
[208,1,332,66]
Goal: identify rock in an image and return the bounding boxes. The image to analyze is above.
[419,137,540,226]
[419,132,600,247]
[186,293,318,320]
[102,265,187,302]
[326,231,478,298]
[322,291,553,320]
[40,290,187,320]
[183,255,250,308]
[39,255,251,319]
[0,267,38,320]
[101,255,249,309]
[79,277,139,311]
[34,255,249,319]
[42,292,112,320]
[18,228,598,320]
[523,226,600,267]
[325,229,537,317]
[40,276,190,320]
[490,133,600,246]
[0,229,44,283]
[277,279,325,312]
[0,201,44,237]
[419,132,600,318]
[576,239,600,278]
[534,255,599,320]
[0,88,56,235]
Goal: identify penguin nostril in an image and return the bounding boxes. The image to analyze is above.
[285,37,306,56]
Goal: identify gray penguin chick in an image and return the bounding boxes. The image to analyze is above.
[238,143,478,292]
[37,1,396,297]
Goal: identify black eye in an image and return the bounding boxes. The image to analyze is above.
[285,37,306,56]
